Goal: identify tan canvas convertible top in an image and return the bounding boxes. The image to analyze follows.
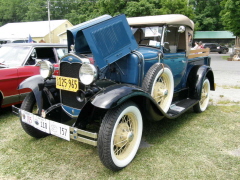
[127,14,194,30]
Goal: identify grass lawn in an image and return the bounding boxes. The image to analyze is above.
[0,105,239,180]
[222,56,230,60]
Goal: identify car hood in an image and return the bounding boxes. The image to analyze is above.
[136,46,160,60]
[67,14,138,70]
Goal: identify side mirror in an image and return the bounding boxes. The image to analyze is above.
[178,26,185,33]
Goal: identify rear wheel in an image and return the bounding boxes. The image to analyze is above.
[193,78,210,113]
[142,63,174,112]
[98,101,142,171]
[20,91,49,138]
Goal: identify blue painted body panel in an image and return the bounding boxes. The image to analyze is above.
[67,14,138,69]
[104,53,142,86]
[132,46,188,91]
[67,15,112,53]
[83,15,138,69]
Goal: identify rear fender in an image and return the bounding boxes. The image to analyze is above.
[188,65,215,100]
[18,75,57,114]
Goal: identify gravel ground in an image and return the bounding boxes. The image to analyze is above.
[209,53,240,105]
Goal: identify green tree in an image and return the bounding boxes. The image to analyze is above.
[220,0,240,36]
[65,0,99,25]
[156,0,195,20]
[190,0,223,31]
[0,0,28,26]
[125,0,156,17]
[96,0,128,16]
[24,0,48,21]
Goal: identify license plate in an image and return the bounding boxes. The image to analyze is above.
[56,76,79,92]
[21,110,70,141]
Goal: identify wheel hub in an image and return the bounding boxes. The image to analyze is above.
[127,132,134,142]
[114,123,133,147]
[154,82,168,97]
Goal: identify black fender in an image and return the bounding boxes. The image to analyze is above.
[187,65,215,100]
[90,84,166,121]
[18,75,57,114]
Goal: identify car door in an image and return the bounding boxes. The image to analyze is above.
[162,26,188,91]
[0,68,20,107]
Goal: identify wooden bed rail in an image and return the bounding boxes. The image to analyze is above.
[188,48,210,59]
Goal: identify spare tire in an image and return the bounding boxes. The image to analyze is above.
[142,63,174,113]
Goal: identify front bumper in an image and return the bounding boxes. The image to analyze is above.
[12,105,98,146]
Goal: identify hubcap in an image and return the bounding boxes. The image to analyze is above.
[113,113,138,159]
[153,80,168,104]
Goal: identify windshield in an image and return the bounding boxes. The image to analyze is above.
[131,26,163,47]
[0,46,31,67]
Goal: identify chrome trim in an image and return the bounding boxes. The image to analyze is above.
[2,94,20,105]
[161,26,167,46]
[60,53,90,64]
[19,92,30,101]
[70,127,97,146]
[144,57,158,61]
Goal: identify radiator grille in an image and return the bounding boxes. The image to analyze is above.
[59,62,84,108]
[60,62,81,78]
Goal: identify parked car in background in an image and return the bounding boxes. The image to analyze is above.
[0,43,67,109]
[203,43,228,54]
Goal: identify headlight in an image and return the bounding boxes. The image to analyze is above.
[40,60,54,79]
[79,64,97,85]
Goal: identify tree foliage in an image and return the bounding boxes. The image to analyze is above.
[0,0,238,34]
[189,0,224,31]
[220,0,240,36]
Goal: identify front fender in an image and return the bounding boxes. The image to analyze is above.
[91,84,149,109]
[18,75,57,114]
[19,75,43,90]
[188,65,215,100]
[90,84,166,121]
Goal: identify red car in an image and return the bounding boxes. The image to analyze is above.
[0,43,67,109]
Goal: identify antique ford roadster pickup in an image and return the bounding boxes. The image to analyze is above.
[13,14,215,171]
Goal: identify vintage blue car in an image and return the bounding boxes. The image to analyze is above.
[13,14,215,171]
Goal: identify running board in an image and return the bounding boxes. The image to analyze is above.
[166,99,199,119]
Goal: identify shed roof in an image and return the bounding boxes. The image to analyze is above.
[194,31,235,39]
[0,20,70,39]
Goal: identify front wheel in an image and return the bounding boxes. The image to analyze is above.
[20,91,49,138]
[193,78,210,113]
[97,101,143,171]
